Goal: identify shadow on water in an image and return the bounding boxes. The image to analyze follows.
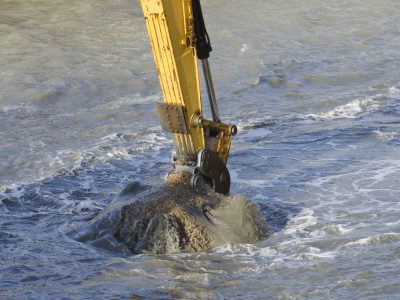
[257,199,303,234]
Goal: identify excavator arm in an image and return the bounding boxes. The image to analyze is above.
[140,0,237,194]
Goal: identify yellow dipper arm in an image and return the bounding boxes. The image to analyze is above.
[140,0,237,194]
[141,0,204,162]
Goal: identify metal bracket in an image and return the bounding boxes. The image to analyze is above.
[191,148,230,195]
[156,103,188,134]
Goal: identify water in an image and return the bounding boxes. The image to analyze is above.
[1,0,400,298]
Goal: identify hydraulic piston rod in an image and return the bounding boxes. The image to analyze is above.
[201,59,221,123]
[192,0,221,123]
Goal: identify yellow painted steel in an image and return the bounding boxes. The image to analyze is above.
[141,0,204,160]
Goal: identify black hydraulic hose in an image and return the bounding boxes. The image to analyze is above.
[192,0,212,60]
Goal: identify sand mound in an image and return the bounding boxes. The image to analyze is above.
[114,172,268,254]
[70,171,268,254]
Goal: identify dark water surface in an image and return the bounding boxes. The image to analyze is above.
[1,0,400,299]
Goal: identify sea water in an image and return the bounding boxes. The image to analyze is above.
[1,0,400,298]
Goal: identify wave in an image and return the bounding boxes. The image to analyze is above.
[372,129,399,141]
[389,86,400,98]
[0,103,38,113]
[343,232,400,247]
[0,129,170,193]
[237,97,382,133]
[305,98,379,120]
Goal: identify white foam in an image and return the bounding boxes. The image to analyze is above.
[0,129,170,193]
[69,199,102,214]
[363,162,400,188]
[0,103,38,113]
[240,43,249,53]
[230,170,271,187]
[320,224,353,236]
[343,232,400,247]
[289,248,337,260]
[235,115,274,131]
[0,185,26,199]
[386,220,400,226]
[234,97,380,134]
[307,98,379,120]
[214,243,273,256]
[389,86,400,98]
[284,208,317,237]
[101,93,161,110]
[373,129,399,141]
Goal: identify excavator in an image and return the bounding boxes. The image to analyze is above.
[140,0,237,195]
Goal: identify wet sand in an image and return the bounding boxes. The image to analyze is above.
[114,171,269,254]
